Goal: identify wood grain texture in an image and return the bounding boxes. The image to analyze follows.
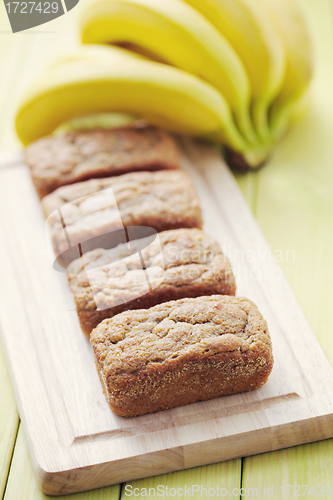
[242,441,333,500]
[1,141,333,495]
[4,426,121,500]
[0,334,19,499]
[121,460,241,499]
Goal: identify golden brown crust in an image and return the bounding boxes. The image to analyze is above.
[90,296,273,417]
[25,126,180,199]
[67,228,236,336]
[42,170,203,267]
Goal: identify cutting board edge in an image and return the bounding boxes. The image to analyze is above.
[29,410,333,496]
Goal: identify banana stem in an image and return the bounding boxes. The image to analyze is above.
[224,141,274,171]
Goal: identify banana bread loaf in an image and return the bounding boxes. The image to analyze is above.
[67,228,236,336]
[43,170,202,267]
[26,125,180,199]
[90,295,273,417]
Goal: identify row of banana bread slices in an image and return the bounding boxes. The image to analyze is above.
[26,125,273,417]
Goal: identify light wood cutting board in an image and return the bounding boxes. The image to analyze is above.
[1,138,333,496]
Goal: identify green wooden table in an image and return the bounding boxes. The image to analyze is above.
[1,0,333,498]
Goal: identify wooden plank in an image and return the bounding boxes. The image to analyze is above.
[0,16,29,500]
[1,141,333,495]
[242,441,333,499]
[0,333,19,499]
[3,428,241,500]
[4,426,121,500]
[121,460,241,499]
[242,0,333,496]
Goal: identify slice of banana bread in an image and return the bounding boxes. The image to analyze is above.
[67,228,236,336]
[90,295,273,417]
[43,170,202,267]
[26,125,180,199]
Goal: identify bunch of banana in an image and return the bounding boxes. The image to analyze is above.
[15,0,313,170]
[16,46,247,149]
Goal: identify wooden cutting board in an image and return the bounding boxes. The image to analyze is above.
[1,138,333,496]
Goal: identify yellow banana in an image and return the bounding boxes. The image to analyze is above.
[264,0,314,139]
[80,0,257,144]
[48,44,147,70]
[48,47,144,134]
[182,0,286,142]
[15,49,248,154]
